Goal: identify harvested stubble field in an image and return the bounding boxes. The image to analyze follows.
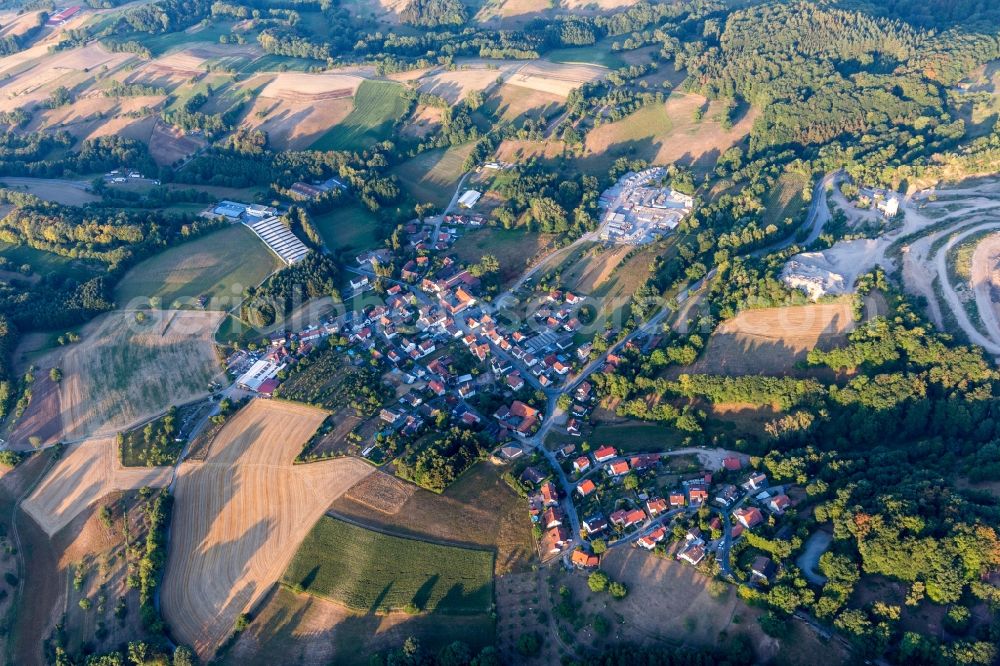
[675,301,856,377]
[506,60,605,97]
[416,64,516,103]
[283,516,494,613]
[161,399,373,659]
[149,119,206,166]
[21,437,172,536]
[114,225,284,310]
[330,463,534,575]
[486,82,564,122]
[36,309,225,444]
[582,92,757,176]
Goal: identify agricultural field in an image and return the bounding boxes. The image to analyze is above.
[330,463,535,575]
[0,177,99,206]
[505,60,606,97]
[37,489,171,659]
[224,586,495,666]
[283,516,494,613]
[484,83,564,123]
[675,301,856,377]
[13,309,225,446]
[21,437,172,536]
[312,203,382,253]
[161,399,373,660]
[241,72,365,150]
[114,225,284,310]
[581,92,757,176]
[416,64,516,104]
[392,143,476,208]
[310,80,409,151]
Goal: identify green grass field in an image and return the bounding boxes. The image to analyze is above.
[283,517,494,614]
[762,172,809,228]
[125,20,238,57]
[0,242,102,282]
[546,44,625,69]
[451,228,556,288]
[114,225,283,310]
[311,81,409,151]
[392,144,475,208]
[311,203,381,253]
[589,422,686,453]
[240,53,326,73]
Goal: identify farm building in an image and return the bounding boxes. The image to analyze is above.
[213,201,246,219]
[245,216,310,265]
[458,190,482,208]
[47,5,81,25]
[236,359,286,392]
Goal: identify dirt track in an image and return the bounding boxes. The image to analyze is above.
[160,400,373,659]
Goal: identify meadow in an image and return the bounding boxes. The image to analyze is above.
[283,516,494,614]
[114,225,283,309]
[392,143,475,208]
[0,241,101,282]
[311,203,381,253]
[310,81,409,151]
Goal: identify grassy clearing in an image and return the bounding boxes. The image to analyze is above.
[312,203,382,253]
[114,225,283,310]
[451,228,557,288]
[392,144,475,208]
[311,81,409,151]
[283,516,494,613]
[240,53,325,73]
[0,242,101,282]
[124,21,238,57]
[762,172,809,228]
[589,423,686,452]
[546,44,625,69]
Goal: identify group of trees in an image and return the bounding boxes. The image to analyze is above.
[395,427,485,493]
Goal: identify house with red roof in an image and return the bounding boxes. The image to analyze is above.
[606,460,630,476]
[593,446,617,463]
[645,498,668,517]
[768,494,791,514]
[573,456,591,474]
[542,507,563,529]
[571,549,599,568]
[493,400,540,437]
[577,479,597,497]
[637,526,667,550]
[610,508,645,529]
[669,491,686,507]
[540,481,559,507]
[723,455,742,471]
[688,485,709,506]
[734,507,764,529]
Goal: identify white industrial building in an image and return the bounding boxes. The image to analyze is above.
[244,216,311,265]
[458,190,482,208]
[236,359,286,391]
